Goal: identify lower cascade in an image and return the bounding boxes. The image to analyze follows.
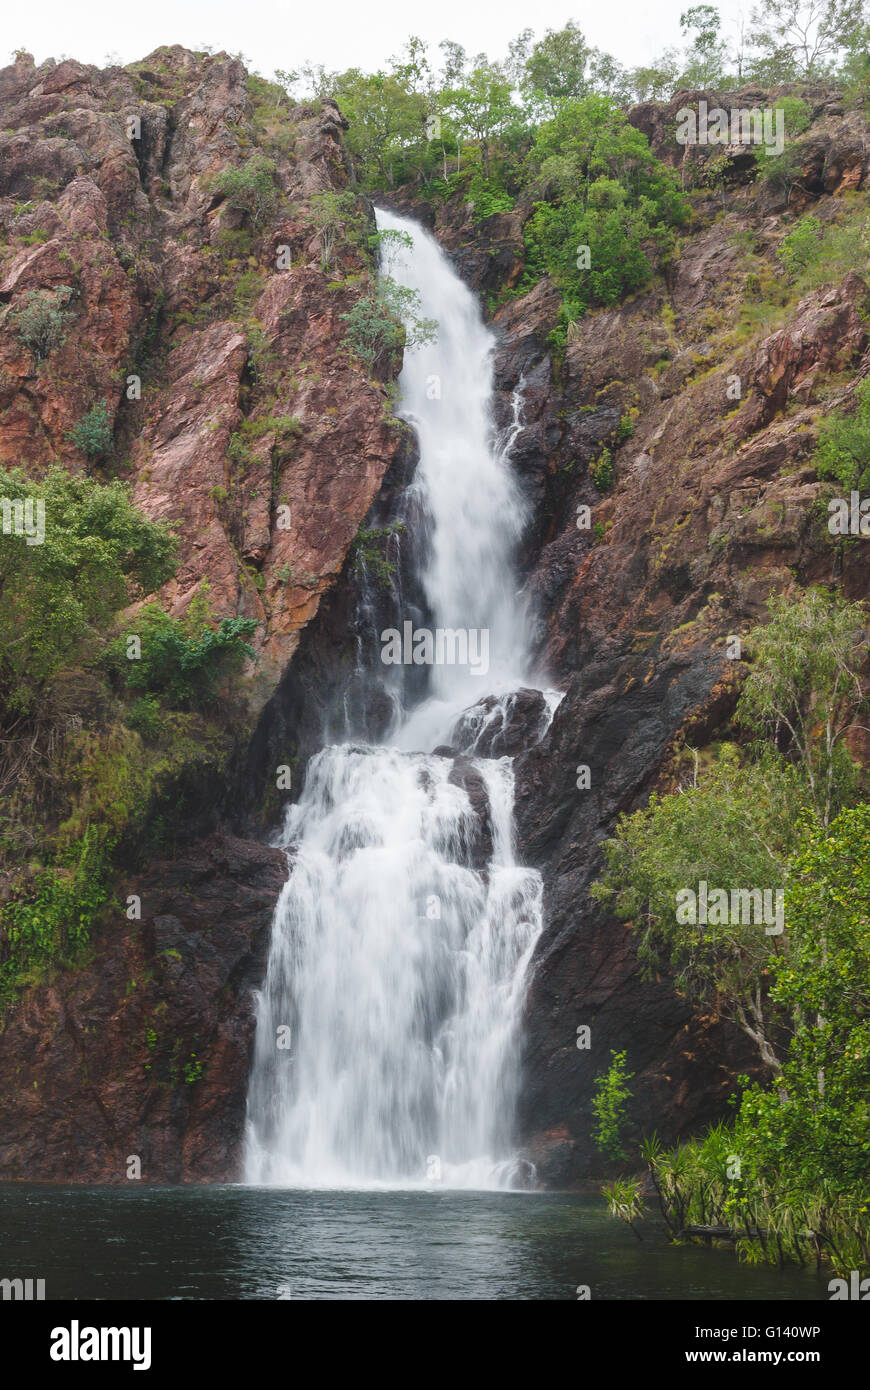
[244,209,558,1189]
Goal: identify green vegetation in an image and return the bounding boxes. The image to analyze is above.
[183,1052,205,1085]
[307,190,369,270]
[0,825,112,1004]
[349,522,405,589]
[592,1050,635,1161]
[210,155,279,229]
[9,285,74,361]
[813,376,870,494]
[590,448,615,491]
[776,215,823,277]
[732,197,870,346]
[0,470,257,1009]
[270,8,868,326]
[595,589,870,1269]
[521,96,686,315]
[341,278,436,369]
[110,592,257,710]
[67,399,114,459]
[0,467,176,716]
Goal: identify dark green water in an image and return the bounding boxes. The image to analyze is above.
[0,1185,828,1300]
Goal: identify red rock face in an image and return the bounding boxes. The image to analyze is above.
[0,45,402,703]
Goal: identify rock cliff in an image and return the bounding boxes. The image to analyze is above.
[1,58,868,1184]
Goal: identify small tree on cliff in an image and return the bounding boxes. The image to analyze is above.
[211,155,279,229]
[591,1050,635,1162]
[9,285,74,362]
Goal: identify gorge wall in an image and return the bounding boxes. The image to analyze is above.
[1,51,868,1184]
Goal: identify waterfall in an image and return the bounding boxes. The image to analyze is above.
[244,211,558,1189]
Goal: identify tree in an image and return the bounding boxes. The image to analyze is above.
[438,39,468,86]
[442,62,515,178]
[9,285,74,362]
[341,278,436,370]
[271,67,297,109]
[813,377,870,495]
[628,50,682,102]
[504,28,534,86]
[388,34,433,96]
[679,4,731,86]
[732,805,870,1204]
[522,21,593,115]
[114,592,257,709]
[0,468,176,715]
[615,803,870,1272]
[522,95,686,316]
[211,155,279,228]
[748,0,866,79]
[737,588,867,831]
[593,589,868,1074]
[67,399,113,459]
[592,1050,635,1161]
[306,190,368,270]
[327,68,427,188]
[592,747,804,1073]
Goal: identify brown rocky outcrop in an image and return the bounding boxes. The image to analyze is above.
[0,44,402,699]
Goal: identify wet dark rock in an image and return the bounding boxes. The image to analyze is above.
[0,834,286,1182]
[449,688,552,758]
[447,756,495,869]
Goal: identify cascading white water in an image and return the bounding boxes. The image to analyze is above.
[244,211,557,1189]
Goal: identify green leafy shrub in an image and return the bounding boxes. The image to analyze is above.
[349,522,404,589]
[232,268,264,315]
[0,825,112,1003]
[126,694,164,741]
[626,804,870,1275]
[593,589,868,1077]
[776,215,822,278]
[775,96,813,138]
[591,1050,634,1161]
[341,278,437,368]
[520,95,686,314]
[590,447,614,490]
[308,190,369,270]
[183,1052,205,1084]
[113,592,257,709]
[67,399,113,458]
[0,467,177,715]
[813,377,870,494]
[465,173,515,218]
[9,285,74,361]
[211,155,279,228]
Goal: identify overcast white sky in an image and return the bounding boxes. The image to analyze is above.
[8,0,751,79]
